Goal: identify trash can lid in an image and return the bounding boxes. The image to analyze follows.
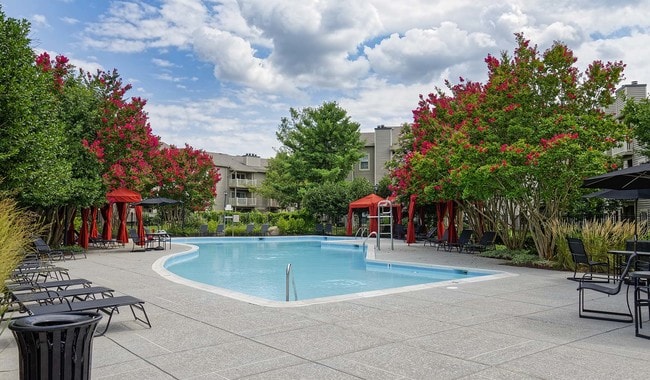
[9,312,103,332]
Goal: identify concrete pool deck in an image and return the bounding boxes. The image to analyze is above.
[2,238,649,379]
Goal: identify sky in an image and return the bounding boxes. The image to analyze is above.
[3,0,650,158]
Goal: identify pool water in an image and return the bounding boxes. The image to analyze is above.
[161,237,499,304]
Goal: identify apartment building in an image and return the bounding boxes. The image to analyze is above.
[605,81,648,221]
[207,125,404,211]
[350,125,404,186]
[209,152,279,212]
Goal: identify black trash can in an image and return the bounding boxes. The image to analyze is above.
[9,312,102,380]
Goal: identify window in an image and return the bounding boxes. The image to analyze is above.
[359,154,369,170]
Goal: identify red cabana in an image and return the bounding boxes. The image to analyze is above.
[106,188,143,245]
[346,194,402,235]
[406,194,417,244]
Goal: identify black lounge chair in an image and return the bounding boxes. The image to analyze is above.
[427,229,449,249]
[315,223,325,235]
[12,266,70,282]
[567,237,610,282]
[199,224,209,236]
[465,231,497,253]
[578,252,636,323]
[216,224,225,236]
[129,229,151,251]
[260,224,269,236]
[324,223,333,235]
[12,286,114,306]
[446,229,473,252]
[32,238,69,261]
[422,228,438,246]
[23,295,151,336]
[7,278,91,293]
[245,223,255,235]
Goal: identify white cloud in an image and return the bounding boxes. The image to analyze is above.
[152,58,176,68]
[31,14,49,28]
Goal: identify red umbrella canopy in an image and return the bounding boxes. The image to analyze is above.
[106,188,142,203]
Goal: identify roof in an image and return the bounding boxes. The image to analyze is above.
[208,152,269,173]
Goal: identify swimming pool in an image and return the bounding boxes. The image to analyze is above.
[154,237,507,306]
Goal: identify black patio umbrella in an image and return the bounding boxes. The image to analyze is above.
[581,163,650,190]
[134,197,181,206]
[583,165,650,243]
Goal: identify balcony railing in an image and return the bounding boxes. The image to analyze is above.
[232,178,258,188]
[611,141,634,156]
[228,197,257,207]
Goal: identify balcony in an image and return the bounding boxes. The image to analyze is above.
[228,197,257,207]
[611,141,634,157]
[232,178,258,188]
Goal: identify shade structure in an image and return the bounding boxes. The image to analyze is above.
[346,194,401,236]
[406,194,417,244]
[135,197,180,206]
[584,188,650,239]
[79,208,90,249]
[582,163,650,190]
[105,188,143,245]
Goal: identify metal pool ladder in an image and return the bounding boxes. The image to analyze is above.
[286,263,298,301]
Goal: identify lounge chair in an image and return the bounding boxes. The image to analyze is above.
[577,252,636,323]
[567,237,610,282]
[199,224,209,236]
[11,266,70,283]
[23,295,151,336]
[393,224,405,240]
[6,278,92,293]
[245,223,255,236]
[215,224,225,236]
[446,229,473,252]
[324,223,333,235]
[427,230,449,249]
[260,224,269,236]
[32,238,70,261]
[315,223,324,235]
[12,286,114,306]
[465,231,497,253]
[422,228,438,246]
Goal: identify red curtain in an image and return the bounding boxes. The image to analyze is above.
[101,204,113,240]
[135,205,145,246]
[90,207,99,238]
[436,202,445,239]
[116,202,128,244]
[406,194,416,244]
[79,208,89,249]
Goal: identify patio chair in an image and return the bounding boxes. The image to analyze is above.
[427,229,449,249]
[315,223,325,235]
[567,237,610,282]
[577,252,636,323]
[324,223,333,235]
[215,224,225,236]
[23,295,151,336]
[422,227,438,246]
[465,231,497,253]
[393,224,405,240]
[446,229,473,252]
[260,223,269,236]
[199,224,209,236]
[245,223,255,235]
[129,229,150,251]
[12,286,114,307]
[32,238,70,261]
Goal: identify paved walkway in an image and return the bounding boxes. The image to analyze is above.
[1,239,649,379]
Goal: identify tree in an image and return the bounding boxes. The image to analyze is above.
[302,178,373,222]
[260,101,365,206]
[623,98,650,156]
[390,33,627,258]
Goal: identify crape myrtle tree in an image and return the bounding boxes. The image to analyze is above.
[82,70,220,212]
[390,34,627,258]
[259,101,365,207]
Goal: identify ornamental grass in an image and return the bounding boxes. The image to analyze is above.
[0,197,37,324]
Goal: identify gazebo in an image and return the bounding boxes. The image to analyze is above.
[104,188,144,246]
[346,194,402,236]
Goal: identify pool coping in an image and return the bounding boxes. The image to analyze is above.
[152,239,517,308]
